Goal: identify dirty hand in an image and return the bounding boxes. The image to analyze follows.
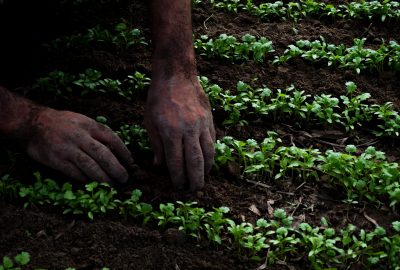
[22,108,134,183]
[145,75,216,191]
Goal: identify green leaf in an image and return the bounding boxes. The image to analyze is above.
[274,209,287,219]
[85,182,98,192]
[2,256,13,268]
[392,221,400,232]
[64,190,76,200]
[256,218,269,228]
[115,22,127,32]
[14,252,30,266]
[131,189,142,202]
[276,227,288,236]
[321,217,329,227]
[324,228,335,237]
[345,81,357,94]
[345,145,357,154]
[219,206,230,213]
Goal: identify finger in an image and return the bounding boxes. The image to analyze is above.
[29,148,89,183]
[209,123,216,142]
[162,135,185,190]
[146,124,164,166]
[184,135,204,191]
[200,131,215,175]
[54,160,89,183]
[90,123,134,167]
[80,139,129,183]
[72,150,112,183]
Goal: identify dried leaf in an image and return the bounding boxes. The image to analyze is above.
[267,200,275,217]
[249,204,261,216]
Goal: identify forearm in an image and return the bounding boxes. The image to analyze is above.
[150,0,197,80]
[0,86,43,138]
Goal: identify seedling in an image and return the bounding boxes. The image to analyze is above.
[0,252,30,270]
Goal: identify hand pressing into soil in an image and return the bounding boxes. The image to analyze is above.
[22,108,134,183]
[145,75,215,191]
[148,0,216,191]
[0,87,133,183]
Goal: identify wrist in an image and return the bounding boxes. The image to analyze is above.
[147,72,204,102]
[0,89,45,139]
[151,55,198,81]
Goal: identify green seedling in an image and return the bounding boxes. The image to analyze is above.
[0,252,30,270]
[46,22,147,51]
[5,172,400,269]
[119,189,153,224]
[203,206,230,244]
[0,174,21,201]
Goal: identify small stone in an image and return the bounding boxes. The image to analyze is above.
[163,228,186,245]
[196,191,204,198]
[70,247,80,256]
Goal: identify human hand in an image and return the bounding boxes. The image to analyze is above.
[20,108,134,183]
[145,75,215,191]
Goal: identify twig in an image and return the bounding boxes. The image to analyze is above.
[315,139,345,148]
[295,181,306,191]
[203,14,213,30]
[363,211,380,227]
[361,23,373,37]
[355,139,379,148]
[290,197,303,217]
[245,179,271,188]
[276,191,295,196]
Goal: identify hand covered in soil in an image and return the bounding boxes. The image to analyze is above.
[21,108,134,183]
[145,75,216,191]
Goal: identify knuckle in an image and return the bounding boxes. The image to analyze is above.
[191,154,204,165]
[185,127,197,137]
[168,156,183,167]
[86,161,98,172]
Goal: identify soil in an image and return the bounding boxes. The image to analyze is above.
[0,0,399,269]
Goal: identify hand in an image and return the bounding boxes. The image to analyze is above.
[21,108,134,183]
[145,75,216,191]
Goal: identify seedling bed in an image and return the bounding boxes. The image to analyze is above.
[0,0,399,269]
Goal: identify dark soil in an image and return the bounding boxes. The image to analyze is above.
[0,0,399,269]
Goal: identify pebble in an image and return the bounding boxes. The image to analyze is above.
[163,228,186,245]
[70,247,80,255]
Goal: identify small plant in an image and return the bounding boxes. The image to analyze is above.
[119,189,153,224]
[5,172,400,269]
[19,172,120,220]
[0,252,30,270]
[46,22,147,51]
[61,182,120,220]
[0,174,21,201]
[340,81,372,131]
[33,69,150,100]
[117,124,150,150]
[227,220,254,251]
[194,34,274,62]
[175,201,205,239]
[274,37,400,73]
[211,0,400,22]
[153,203,180,228]
[203,206,230,244]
